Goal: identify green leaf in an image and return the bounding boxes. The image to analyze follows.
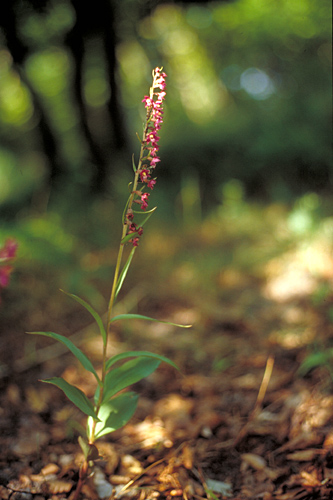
[205,489,219,500]
[132,206,157,218]
[87,392,139,440]
[132,153,137,172]
[121,233,138,245]
[61,290,107,346]
[121,194,131,225]
[42,377,99,420]
[105,350,179,372]
[115,247,136,299]
[27,331,100,384]
[102,357,161,403]
[109,313,192,329]
[297,350,333,376]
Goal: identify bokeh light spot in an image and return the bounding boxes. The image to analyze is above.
[240,68,276,100]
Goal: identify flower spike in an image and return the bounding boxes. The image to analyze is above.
[126,67,167,246]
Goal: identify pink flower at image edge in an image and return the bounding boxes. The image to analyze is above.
[0,238,18,290]
[0,238,18,260]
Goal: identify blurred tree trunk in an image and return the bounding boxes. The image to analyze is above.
[1,0,222,197]
[66,0,129,193]
[0,0,129,196]
[0,1,65,191]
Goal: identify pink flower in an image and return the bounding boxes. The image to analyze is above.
[141,192,150,210]
[149,157,160,167]
[126,211,134,222]
[149,147,159,157]
[128,67,166,246]
[131,237,140,247]
[140,169,150,182]
[128,223,138,233]
[142,96,153,108]
[154,68,167,90]
[0,239,18,260]
[141,192,149,201]
[0,266,12,288]
[0,238,18,292]
[145,131,160,147]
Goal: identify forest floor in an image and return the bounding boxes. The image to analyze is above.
[0,199,333,499]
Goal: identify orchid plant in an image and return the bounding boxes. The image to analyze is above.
[29,68,190,497]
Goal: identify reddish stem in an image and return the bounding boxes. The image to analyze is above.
[71,459,89,500]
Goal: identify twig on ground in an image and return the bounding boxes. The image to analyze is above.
[233,355,274,447]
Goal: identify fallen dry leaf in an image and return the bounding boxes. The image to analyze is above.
[286,449,324,461]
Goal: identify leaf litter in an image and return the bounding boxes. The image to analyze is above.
[1,201,333,499]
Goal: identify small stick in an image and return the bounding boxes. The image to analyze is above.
[254,355,275,413]
[233,355,274,447]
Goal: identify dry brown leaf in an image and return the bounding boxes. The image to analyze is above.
[109,474,132,485]
[275,431,323,454]
[120,454,143,476]
[286,449,324,461]
[241,453,267,471]
[323,432,333,450]
[40,463,60,476]
[0,486,10,500]
[300,470,321,487]
[48,479,73,494]
[80,482,99,500]
[181,444,194,469]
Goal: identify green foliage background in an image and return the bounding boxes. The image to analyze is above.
[1,0,331,212]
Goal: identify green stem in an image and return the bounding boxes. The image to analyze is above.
[88,139,148,445]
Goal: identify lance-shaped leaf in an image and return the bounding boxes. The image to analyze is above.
[87,392,139,440]
[121,233,139,245]
[121,194,132,225]
[132,154,137,172]
[105,350,179,372]
[115,247,136,300]
[132,206,157,218]
[102,357,160,403]
[117,207,158,297]
[61,290,107,346]
[109,313,192,329]
[42,377,99,420]
[27,331,101,384]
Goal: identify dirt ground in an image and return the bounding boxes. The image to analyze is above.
[1,207,333,499]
